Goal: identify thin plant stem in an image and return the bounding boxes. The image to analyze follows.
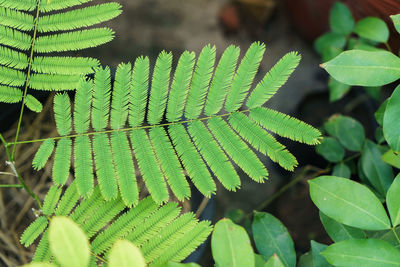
[384,42,393,53]
[0,184,23,188]
[0,172,16,177]
[195,197,210,219]
[11,1,41,161]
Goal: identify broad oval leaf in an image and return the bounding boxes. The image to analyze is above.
[329,2,354,35]
[375,99,388,126]
[265,254,285,267]
[332,163,351,178]
[354,17,389,43]
[309,176,391,230]
[322,50,400,86]
[314,33,346,60]
[311,241,331,267]
[162,263,200,267]
[321,239,400,267]
[315,137,345,163]
[252,212,296,267]
[211,218,255,267]
[387,174,400,227]
[49,216,90,267]
[391,14,400,34]
[383,84,400,152]
[109,240,146,267]
[382,149,400,169]
[319,211,365,242]
[328,78,350,102]
[22,263,56,267]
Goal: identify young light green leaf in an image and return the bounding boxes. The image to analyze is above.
[321,50,400,86]
[162,262,200,267]
[332,163,351,178]
[309,176,391,230]
[329,2,354,35]
[321,239,400,267]
[311,241,331,267]
[314,33,346,57]
[32,139,55,170]
[383,84,400,152]
[391,14,400,34]
[211,218,255,267]
[387,174,400,227]
[354,17,389,43]
[319,212,365,242]
[264,254,285,267]
[20,216,48,247]
[49,216,90,267]
[252,212,296,267]
[328,78,350,102]
[315,137,345,163]
[22,263,56,267]
[109,240,146,267]
[382,149,400,169]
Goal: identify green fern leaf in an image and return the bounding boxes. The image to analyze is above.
[54,181,80,216]
[147,51,172,125]
[246,51,301,108]
[25,94,43,113]
[53,93,72,136]
[225,42,265,112]
[166,51,195,122]
[229,112,298,170]
[92,67,111,131]
[32,56,100,75]
[74,136,94,197]
[0,85,22,103]
[0,0,36,11]
[74,79,92,134]
[29,73,81,91]
[250,107,321,145]
[188,120,240,190]
[130,129,169,204]
[32,230,51,262]
[0,25,31,50]
[0,66,26,86]
[32,139,55,170]
[204,45,240,116]
[38,3,122,32]
[185,45,216,119]
[0,6,34,31]
[169,124,216,197]
[70,187,104,224]
[111,131,138,207]
[39,0,94,13]
[0,46,28,70]
[208,117,268,182]
[129,56,149,127]
[42,185,62,216]
[20,216,48,247]
[52,138,72,185]
[149,127,190,201]
[111,63,132,129]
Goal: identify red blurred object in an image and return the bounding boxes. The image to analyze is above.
[285,0,400,51]
[219,4,241,32]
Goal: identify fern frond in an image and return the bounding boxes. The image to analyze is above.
[34,28,114,53]
[208,117,268,182]
[188,120,240,190]
[70,187,104,224]
[184,45,216,119]
[225,42,265,112]
[39,0,94,13]
[147,51,172,125]
[25,94,43,113]
[52,138,72,185]
[129,56,149,127]
[0,85,22,103]
[32,230,51,262]
[20,216,48,247]
[42,185,62,216]
[38,3,122,32]
[0,7,34,31]
[54,181,80,216]
[111,131,138,207]
[111,63,132,130]
[130,129,169,204]
[204,45,240,116]
[93,133,118,200]
[0,66,26,86]
[74,79,92,134]
[229,112,298,170]
[250,107,322,145]
[32,57,99,75]
[92,67,111,131]
[74,136,94,197]
[0,46,28,70]
[166,51,195,122]
[246,51,301,108]
[0,0,36,12]
[32,139,55,170]
[53,93,72,136]
[0,25,31,50]
[149,127,190,201]
[168,124,216,197]
[29,73,81,91]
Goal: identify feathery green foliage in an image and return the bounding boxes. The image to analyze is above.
[32,43,321,205]
[0,0,121,111]
[42,185,62,216]
[32,139,54,170]
[23,185,212,266]
[0,86,22,103]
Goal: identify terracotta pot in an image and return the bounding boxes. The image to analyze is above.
[284,0,400,50]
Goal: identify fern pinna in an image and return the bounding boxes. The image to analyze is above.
[31,42,322,206]
[20,183,212,266]
[0,0,121,112]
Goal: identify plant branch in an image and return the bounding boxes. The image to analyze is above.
[0,184,23,188]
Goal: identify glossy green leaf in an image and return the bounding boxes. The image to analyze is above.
[383,85,400,152]
[375,127,385,144]
[361,140,394,196]
[369,227,400,249]
[309,176,391,230]
[324,115,365,151]
[329,2,354,35]
[319,212,365,242]
[328,78,351,102]
[22,263,56,267]
[375,99,388,126]
[314,33,346,56]
[322,239,400,267]
[298,252,313,267]
[387,174,400,226]
[391,14,400,34]
[162,263,200,267]
[316,137,345,163]
[265,254,285,267]
[354,17,389,43]
[252,212,296,267]
[321,50,400,86]
[311,241,331,267]
[109,240,146,267]
[255,254,268,267]
[332,163,351,178]
[382,149,400,169]
[211,218,255,267]
[49,217,90,267]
